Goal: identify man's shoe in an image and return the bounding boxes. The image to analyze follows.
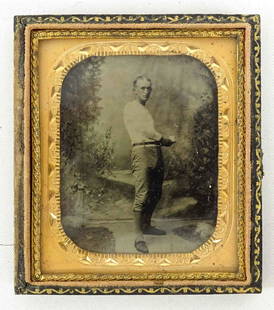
[135,240,149,253]
[143,226,166,235]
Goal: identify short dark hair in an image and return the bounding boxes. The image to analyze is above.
[133,75,152,88]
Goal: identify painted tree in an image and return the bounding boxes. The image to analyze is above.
[60,56,114,201]
[188,90,218,217]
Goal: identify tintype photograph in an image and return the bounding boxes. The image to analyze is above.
[60,55,218,254]
[14,14,262,294]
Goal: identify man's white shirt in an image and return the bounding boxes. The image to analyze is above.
[123,100,162,144]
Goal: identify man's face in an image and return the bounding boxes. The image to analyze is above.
[134,78,152,103]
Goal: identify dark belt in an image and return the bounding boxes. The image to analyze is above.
[132,141,161,147]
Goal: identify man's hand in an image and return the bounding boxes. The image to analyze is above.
[160,136,176,147]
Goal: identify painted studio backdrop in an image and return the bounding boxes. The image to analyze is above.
[60,55,218,253]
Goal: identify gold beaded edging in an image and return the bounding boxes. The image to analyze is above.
[236,30,246,278]
[30,33,42,280]
[30,28,245,282]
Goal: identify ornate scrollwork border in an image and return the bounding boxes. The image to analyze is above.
[252,16,262,284]
[15,14,258,27]
[18,285,261,295]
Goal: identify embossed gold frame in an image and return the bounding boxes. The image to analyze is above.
[14,14,262,295]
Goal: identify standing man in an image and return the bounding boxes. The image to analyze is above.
[123,76,175,253]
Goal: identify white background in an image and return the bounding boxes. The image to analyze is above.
[0,0,273,309]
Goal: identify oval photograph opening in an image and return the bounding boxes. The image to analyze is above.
[60,55,218,254]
